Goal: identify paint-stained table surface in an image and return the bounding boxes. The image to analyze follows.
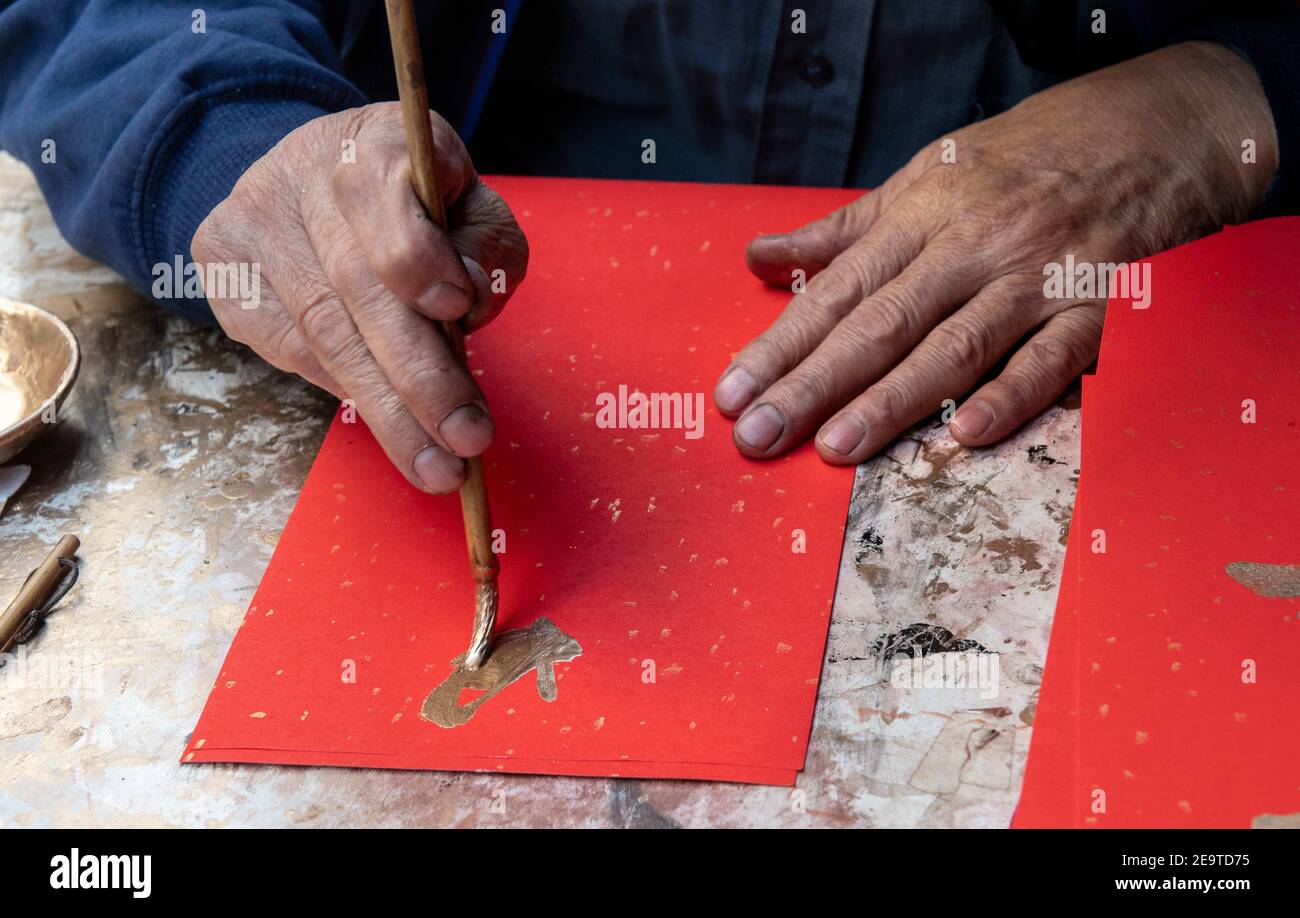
[0,154,1078,827]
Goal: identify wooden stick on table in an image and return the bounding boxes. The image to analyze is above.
[1,534,80,655]
[384,0,500,670]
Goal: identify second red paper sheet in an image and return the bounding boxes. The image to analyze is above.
[184,177,860,783]
[1016,219,1300,826]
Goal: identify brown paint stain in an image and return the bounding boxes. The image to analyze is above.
[984,536,1043,573]
[420,617,581,729]
[857,562,891,586]
[909,442,963,487]
[1225,562,1300,598]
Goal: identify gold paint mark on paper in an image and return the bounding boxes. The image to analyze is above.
[420,617,582,729]
[1252,812,1300,829]
[1225,561,1300,598]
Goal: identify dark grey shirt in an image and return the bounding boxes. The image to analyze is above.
[474,0,1062,187]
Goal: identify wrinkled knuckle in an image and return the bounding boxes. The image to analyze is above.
[371,235,428,292]
[916,164,961,204]
[777,368,832,411]
[745,326,805,374]
[297,291,354,362]
[817,204,857,242]
[1000,372,1040,416]
[390,358,457,410]
[370,385,410,433]
[786,286,844,327]
[866,378,912,428]
[930,318,990,371]
[864,295,919,353]
[1024,333,1083,376]
[952,197,1021,250]
[803,264,857,306]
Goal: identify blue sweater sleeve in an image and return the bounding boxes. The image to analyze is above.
[1179,18,1300,220]
[0,1,367,321]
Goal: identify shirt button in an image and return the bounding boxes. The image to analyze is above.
[799,53,834,87]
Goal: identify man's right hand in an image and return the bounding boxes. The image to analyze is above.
[191,102,528,493]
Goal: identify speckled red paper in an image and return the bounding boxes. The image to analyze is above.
[1016,220,1300,826]
[182,177,858,784]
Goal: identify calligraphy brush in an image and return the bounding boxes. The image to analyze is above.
[384,0,500,670]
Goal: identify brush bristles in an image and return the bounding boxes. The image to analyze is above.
[462,581,499,670]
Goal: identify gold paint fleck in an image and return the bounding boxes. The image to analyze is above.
[776,642,792,653]
[1135,730,1148,745]
[594,716,605,730]
[250,711,267,719]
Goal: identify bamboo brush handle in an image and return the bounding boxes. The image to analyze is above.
[384,0,499,586]
[1,534,79,653]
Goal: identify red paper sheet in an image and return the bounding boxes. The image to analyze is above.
[184,177,859,784]
[1016,219,1300,826]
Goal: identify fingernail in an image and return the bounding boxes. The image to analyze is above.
[461,256,491,299]
[438,403,494,457]
[820,413,866,455]
[413,444,465,493]
[715,366,759,413]
[734,403,784,451]
[952,399,994,439]
[416,281,472,320]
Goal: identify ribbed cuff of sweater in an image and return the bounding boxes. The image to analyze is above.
[137,76,366,322]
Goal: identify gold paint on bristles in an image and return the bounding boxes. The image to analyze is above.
[462,581,499,671]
